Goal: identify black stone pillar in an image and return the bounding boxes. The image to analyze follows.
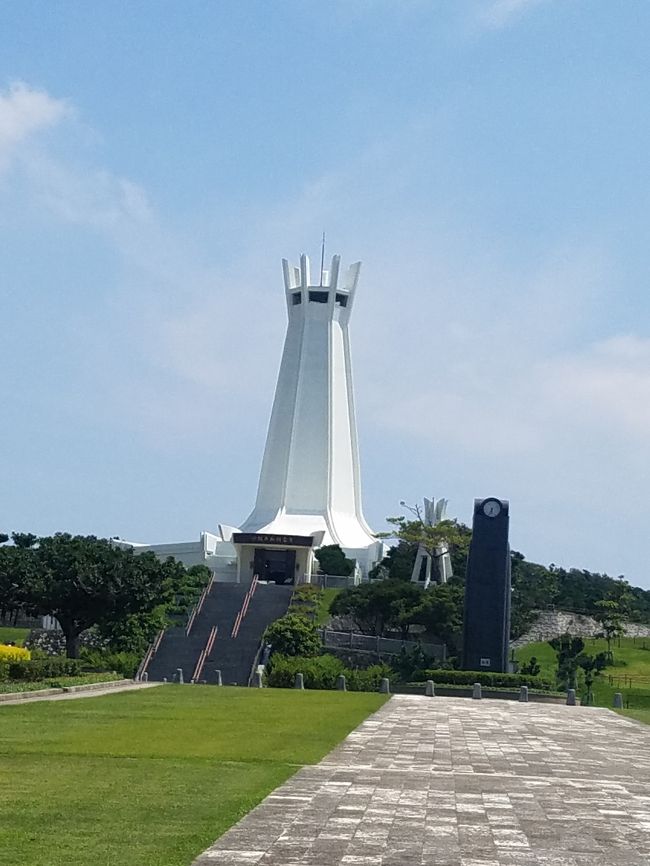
[462,497,511,673]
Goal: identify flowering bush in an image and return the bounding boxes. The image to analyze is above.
[0,644,31,663]
[24,628,107,657]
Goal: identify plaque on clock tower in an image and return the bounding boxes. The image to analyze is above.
[462,497,511,673]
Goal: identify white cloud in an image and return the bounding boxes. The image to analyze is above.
[541,335,650,439]
[0,81,70,172]
[477,0,548,29]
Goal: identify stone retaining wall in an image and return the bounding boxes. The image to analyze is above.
[512,609,650,648]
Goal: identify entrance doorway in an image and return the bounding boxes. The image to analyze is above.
[254,548,296,585]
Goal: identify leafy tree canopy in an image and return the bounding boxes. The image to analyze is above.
[315,544,355,577]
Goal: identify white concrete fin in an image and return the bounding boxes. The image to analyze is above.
[300,253,311,288]
[329,255,341,290]
[344,261,362,292]
[282,258,295,291]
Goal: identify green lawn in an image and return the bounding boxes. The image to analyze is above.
[316,587,341,625]
[0,626,29,646]
[619,708,650,726]
[515,636,650,709]
[0,684,386,866]
[0,673,121,693]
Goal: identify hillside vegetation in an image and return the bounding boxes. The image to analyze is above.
[515,636,650,709]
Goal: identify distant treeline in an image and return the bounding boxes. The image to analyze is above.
[372,525,650,640]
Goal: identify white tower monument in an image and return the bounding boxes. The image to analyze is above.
[240,252,382,573]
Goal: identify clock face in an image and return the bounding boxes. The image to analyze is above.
[482,499,502,518]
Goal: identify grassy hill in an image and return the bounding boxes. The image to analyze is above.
[515,636,650,709]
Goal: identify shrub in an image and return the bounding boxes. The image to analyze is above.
[415,668,554,691]
[267,654,344,689]
[8,657,82,681]
[264,613,322,657]
[345,663,393,692]
[0,645,31,663]
[266,654,393,692]
[286,585,322,621]
[25,628,107,657]
[81,649,140,678]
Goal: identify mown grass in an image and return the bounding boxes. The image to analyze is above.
[0,684,386,866]
[0,627,29,646]
[316,587,341,625]
[619,708,650,726]
[515,636,650,709]
[0,673,121,693]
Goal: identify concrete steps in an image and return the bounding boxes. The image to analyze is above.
[146,581,293,686]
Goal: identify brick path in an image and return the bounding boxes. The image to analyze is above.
[193,695,650,866]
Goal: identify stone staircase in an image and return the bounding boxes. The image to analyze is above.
[146,580,292,686]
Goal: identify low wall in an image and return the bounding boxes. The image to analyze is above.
[393,684,568,704]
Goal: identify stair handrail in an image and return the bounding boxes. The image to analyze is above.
[191,625,218,683]
[185,575,214,637]
[247,636,266,686]
[231,575,259,639]
[135,627,166,681]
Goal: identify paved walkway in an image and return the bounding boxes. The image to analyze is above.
[193,695,650,866]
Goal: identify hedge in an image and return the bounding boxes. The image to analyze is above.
[416,668,554,691]
[0,645,31,664]
[6,657,82,682]
[267,653,392,692]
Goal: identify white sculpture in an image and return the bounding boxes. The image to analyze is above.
[409,497,454,588]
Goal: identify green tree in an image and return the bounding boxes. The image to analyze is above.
[30,534,186,657]
[0,533,39,624]
[382,516,468,576]
[330,580,422,637]
[520,656,541,677]
[577,651,608,705]
[407,580,465,653]
[549,634,585,690]
[594,599,625,660]
[315,545,354,577]
[264,613,322,657]
[368,540,418,582]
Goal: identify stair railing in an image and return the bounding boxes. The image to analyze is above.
[231,575,259,639]
[185,574,215,637]
[247,636,269,686]
[191,625,218,683]
[135,628,165,681]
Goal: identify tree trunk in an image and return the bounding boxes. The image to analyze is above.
[63,624,80,658]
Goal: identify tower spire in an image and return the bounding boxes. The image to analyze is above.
[319,232,326,287]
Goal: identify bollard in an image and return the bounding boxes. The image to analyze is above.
[379,677,390,694]
[519,685,528,703]
[177,668,184,684]
[613,692,624,709]
[141,672,148,683]
[294,672,305,690]
[336,674,347,691]
[472,682,482,700]
[425,680,435,697]
[253,671,263,688]
[214,669,223,686]
[566,688,576,706]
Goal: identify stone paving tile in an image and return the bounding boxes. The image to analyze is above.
[192,697,650,866]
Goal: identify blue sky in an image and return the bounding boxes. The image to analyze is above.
[2,0,650,587]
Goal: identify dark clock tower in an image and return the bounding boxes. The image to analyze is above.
[462,497,511,673]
